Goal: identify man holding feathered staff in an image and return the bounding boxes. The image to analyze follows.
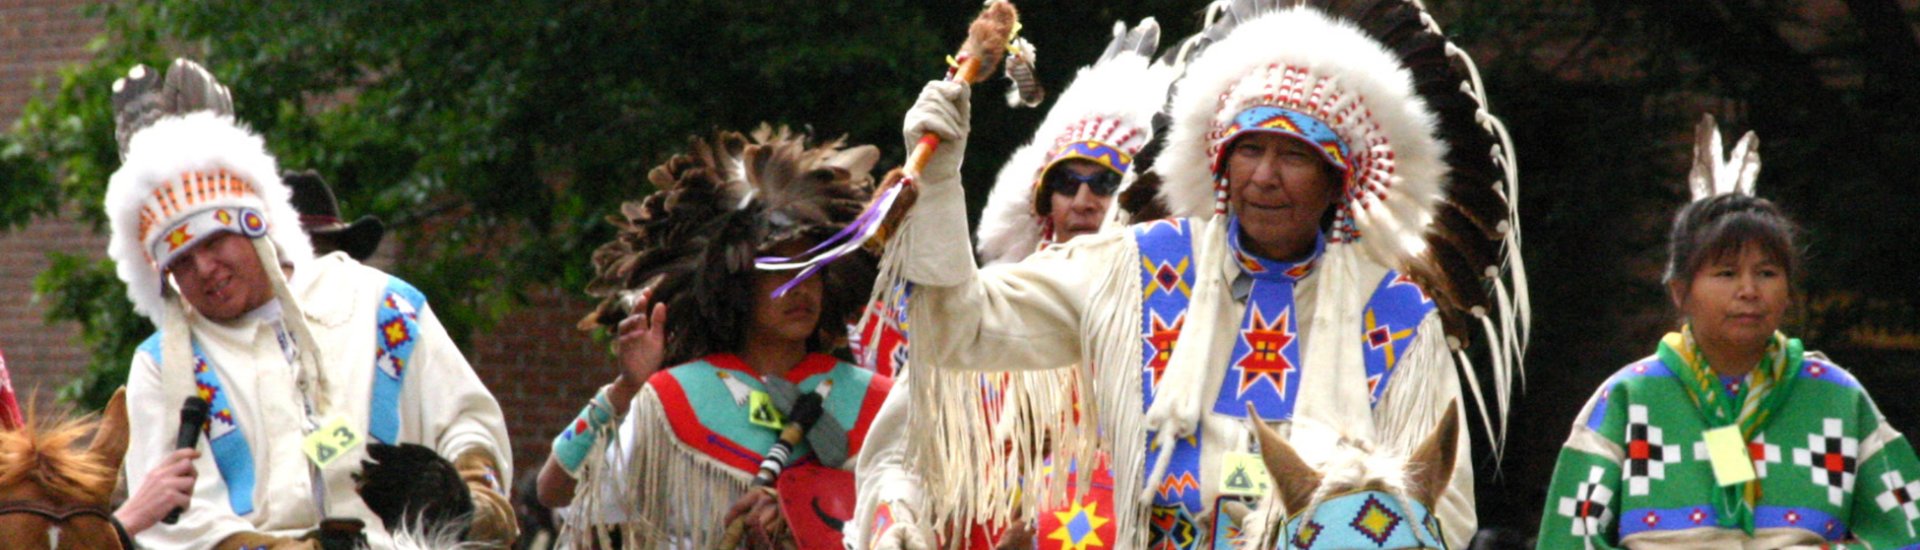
[849,15,1176,550]
[859,0,1531,547]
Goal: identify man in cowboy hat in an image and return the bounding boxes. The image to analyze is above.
[284,170,385,262]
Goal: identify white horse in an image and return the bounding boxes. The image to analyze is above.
[1236,403,1460,550]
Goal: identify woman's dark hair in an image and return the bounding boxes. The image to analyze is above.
[1663,193,1802,293]
[659,215,866,367]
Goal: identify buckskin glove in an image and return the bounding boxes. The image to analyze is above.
[454,447,519,545]
[898,80,976,287]
[213,531,322,550]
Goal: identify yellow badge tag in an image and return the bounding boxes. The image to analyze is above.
[302,416,362,468]
[748,391,785,429]
[1702,426,1757,486]
[1219,452,1273,497]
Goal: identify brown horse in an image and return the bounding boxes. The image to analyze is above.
[0,388,132,550]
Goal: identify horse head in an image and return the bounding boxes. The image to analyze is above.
[1240,401,1459,550]
[0,387,132,549]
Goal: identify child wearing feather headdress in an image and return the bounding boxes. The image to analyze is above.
[536,127,893,549]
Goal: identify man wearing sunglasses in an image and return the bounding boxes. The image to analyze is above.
[1043,159,1123,243]
[972,55,1167,266]
[863,3,1530,547]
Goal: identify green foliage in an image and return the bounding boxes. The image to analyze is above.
[35,253,152,409]
[1,0,1200,409]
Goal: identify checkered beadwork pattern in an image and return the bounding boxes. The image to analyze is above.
[1875,470,1920,522]
[1556,465,1614,538]
[1792,418,1859,506]
[1623,405,1682,496]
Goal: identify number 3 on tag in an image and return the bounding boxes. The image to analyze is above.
[303,416,363,468]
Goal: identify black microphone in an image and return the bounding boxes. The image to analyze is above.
[161,397,210,525]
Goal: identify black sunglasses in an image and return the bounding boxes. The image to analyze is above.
[1044,166,1123,197]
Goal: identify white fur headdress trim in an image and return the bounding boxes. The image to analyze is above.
[1156,7,1446,267]
[976,26,1172,265]
[106,111,313,319]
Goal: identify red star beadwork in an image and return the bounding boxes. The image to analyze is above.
[1144,312,1184,390]
[1234,308,1295,396]
[165,226,194,252]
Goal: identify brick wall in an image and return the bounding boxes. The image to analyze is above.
[0,217,105,409]
[0,0,105,409]
[469,288,611,479]
[0,0,97,123]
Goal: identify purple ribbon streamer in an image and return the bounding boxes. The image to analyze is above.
[759,182,907,298]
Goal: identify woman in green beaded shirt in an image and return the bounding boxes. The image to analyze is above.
[1537,117,1920,549]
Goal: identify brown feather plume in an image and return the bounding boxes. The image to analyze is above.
[112,58,234,159]
[578,127,881,366]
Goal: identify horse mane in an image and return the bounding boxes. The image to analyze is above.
[388,515,491,550]
[0,403,117,505]
[1286,418,1411,502]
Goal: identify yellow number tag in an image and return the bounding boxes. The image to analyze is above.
[1703,426,1757,486]
[748,391,785,429]
[302,416,363,468]
[1219,452,1273,497]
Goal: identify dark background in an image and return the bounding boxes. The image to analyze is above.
[1,0,1916,540]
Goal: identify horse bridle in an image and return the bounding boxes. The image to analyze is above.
[0,499,134,549]
[1274,489,1447,550]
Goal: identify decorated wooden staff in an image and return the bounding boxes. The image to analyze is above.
[754,0,1021,283]
[714,392,826,549]
[901,1,1018,181]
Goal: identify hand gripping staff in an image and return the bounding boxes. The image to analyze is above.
[713,393,826,550]
[753,1,1023,298]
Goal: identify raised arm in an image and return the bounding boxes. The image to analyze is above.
[889,80,1125,374]
[538,294,665,508]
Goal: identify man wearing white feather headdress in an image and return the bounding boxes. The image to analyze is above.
[975,20,1173,264]
[865,1,1528,548]
[852,19,1172,550]
[105,59,514,549]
